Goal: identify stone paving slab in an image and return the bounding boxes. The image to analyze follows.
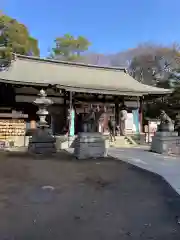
[108,147,180,195]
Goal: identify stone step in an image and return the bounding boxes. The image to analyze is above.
[55,135,138,149]
[124,136,137,145]
[109,136,137,147]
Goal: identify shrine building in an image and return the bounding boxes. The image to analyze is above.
[0,54,171,147]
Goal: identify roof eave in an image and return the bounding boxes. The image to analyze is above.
[0,77,171,96]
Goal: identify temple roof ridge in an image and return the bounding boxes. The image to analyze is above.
[13,54,127,72]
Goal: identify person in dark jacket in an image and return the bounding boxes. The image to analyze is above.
[108,116,116,142]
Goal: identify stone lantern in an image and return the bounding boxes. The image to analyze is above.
[34,89,52,128]
[28,89,56,155]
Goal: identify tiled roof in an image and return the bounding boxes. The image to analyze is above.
[0,54,172,96]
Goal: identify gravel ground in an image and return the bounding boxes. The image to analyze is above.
[0,151,180,239]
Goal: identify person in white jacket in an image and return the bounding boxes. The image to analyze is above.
[120,105,128,136]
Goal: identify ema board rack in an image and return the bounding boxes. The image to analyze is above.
[0,111,28,141]
[0,119,26,138]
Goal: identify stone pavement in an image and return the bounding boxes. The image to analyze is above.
[109,147,180,195]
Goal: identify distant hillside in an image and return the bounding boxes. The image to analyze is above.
[81,46,164,67]
[80,52,128,67]
[49,45,156,68]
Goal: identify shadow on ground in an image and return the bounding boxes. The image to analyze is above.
[0,151,180,239]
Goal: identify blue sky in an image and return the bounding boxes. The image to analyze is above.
[2,0,180,57]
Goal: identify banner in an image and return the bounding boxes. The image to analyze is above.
[69,108,75,137]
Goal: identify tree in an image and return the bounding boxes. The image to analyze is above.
[0,13,39,64]
[120,43,180,119]
[127,43,180,87]
[50,34,91,61]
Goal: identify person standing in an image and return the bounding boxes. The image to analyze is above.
[108,116,116,142]
[119,105,128,136]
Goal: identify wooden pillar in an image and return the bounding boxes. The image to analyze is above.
[115,97,120,127]
[139,96,143,132]
[63,90,67,128]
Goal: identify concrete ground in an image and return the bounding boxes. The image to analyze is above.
[0,151,180,239]
[109,147,180,195]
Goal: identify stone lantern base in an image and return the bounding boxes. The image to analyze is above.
[28,128,56,155]
[74,132,109,159]
[151,131,180,155]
